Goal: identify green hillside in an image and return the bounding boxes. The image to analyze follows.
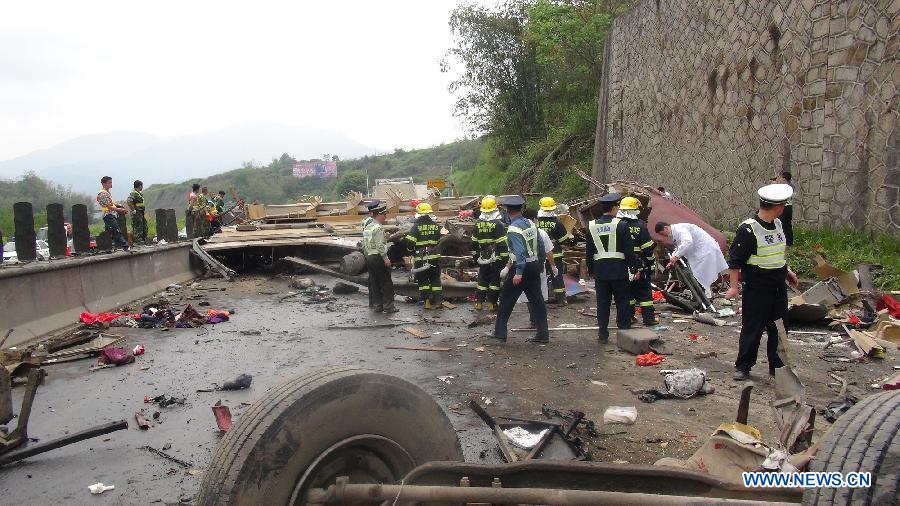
[0,172,97,238]
[143,138,489,211]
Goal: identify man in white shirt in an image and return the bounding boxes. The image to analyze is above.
[655,221,728,296]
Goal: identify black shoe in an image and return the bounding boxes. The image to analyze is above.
[484,333,507,342]
[373,305,383,312]
[382,305,399,314]
[733,370,750,381]
[598,335,609,344]
[769,366,777,376]
[526,336,550,344]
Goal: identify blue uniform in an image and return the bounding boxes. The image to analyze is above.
[493,216,549,342]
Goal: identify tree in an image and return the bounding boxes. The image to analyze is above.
[334,170,367,197]
[331,154,340,162]
[443,1,545,150]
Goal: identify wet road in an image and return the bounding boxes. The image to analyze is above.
[0,274,497,505]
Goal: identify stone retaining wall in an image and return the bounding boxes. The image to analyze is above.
[592,0,898,234]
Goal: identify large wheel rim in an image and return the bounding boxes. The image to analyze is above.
[290,434,415,505]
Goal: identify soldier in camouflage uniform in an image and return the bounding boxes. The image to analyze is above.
[127,180,147,245]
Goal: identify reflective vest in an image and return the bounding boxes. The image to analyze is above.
[129,190,145,209]
[744,218,786,269]
[589,218,625,260]
[362,220,382,255]
[507,221,539,263]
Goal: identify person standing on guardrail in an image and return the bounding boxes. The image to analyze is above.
[726,183,800,381]
[97,176,130,251]
[127,180,147,246]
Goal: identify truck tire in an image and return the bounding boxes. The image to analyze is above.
[197,366,463,506]
[802,390,899,505]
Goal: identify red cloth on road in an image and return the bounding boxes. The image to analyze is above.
[80,312,129,325]
[636,352,665,366]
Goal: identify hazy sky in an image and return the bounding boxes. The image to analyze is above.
[0,0,471,160]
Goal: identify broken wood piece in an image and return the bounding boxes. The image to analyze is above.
[467,398,518,463]
[140,445,193,468]
[844,325,885,358]
[400,327,430,339]
[441,301,456,310]
[385,345,450,352]
[135,410,152,430]
[510,326,600,332]
[88,364,117,372]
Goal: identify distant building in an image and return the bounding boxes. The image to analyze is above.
[292,162,337,178]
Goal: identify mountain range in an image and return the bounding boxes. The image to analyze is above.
[0,122,376,194]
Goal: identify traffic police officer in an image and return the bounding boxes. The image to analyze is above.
[537,196,571,304]
[404,203,442,309]
[363,202,398,314]
[616,196,658,325]
[727,183,799,380]
[471,196,508,311]
[127,180,147,245]
[586,193,638,343]
[489,195,549,343]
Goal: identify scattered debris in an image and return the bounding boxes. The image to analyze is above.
[467,314,496,328]
[132,344,145,356]
[636,369,714,403]
[88,483,115,495]
[140,445,193,468]
[135,410,152,430]
[212,401,232,432]
[385,345,450,352]
[220,374,252,391]
[693,311,725,326]
[239,330,261,336]
[502,426,550,450]
[589,380,608,387]
[152,395,186,408]
[400,327,430,339]
[332,281,359,295]
[603,406,637,425]
[97,347,135,367]
[436,375,454,384]
[289,277,316,290]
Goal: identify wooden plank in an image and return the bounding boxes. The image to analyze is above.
[385,345,450,352]
[400,326,430,339]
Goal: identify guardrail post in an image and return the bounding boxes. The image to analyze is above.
[46,203,67,257]
[167,209,179,242]
[185,209,194,239]
[155,209,168,243]
[13,202,37,262]
[71,204,91,254]
[95,231,112,251]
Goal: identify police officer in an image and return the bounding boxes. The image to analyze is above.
[586,193,638,343]
[471,196,508,311]
[489,195,549,343]
[727,183,799,381]
[537,196,571,304]
[364,202,398,314]
[404,203,442,309]
[616,197,658,325]
[127,180,147,245]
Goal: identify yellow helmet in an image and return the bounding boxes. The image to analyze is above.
[619,196,641,211]
[480,196,498,212]
[539,196,557,211]
[415,202,433,214]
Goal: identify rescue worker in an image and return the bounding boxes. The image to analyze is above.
[586,193,637,343]
[616,197,658,325]
[489,195,549,343]
[363,202,398,314]
[97,176,130,251]
[536,196,570,304]
[404,202,442,309]
[726,183,799,381]
[471,196,508,311]
[127,180,147,245]
[214,191,226,214]
[188,183,201,238]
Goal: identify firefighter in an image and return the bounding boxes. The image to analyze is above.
[471,196,508,311]
[127,180,147,245]
[586,193,638,343]
[727,183,799,381]
[616,196,658,325]
[363,202,398,314]
[404,202,442,309]
[536,196,570,304]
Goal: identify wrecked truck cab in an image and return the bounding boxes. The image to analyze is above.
[197,367,899,505]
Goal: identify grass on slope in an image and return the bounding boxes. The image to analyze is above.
[787,227,900,291]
